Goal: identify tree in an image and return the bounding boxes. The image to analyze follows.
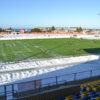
[79,27,83,32]
[76,27,83,33]
[8,27,12,30]
[47,26,55,32]
[47,29,52,32]
[31,28,41,32]
[0,28,3,32]
[51,26,55,31]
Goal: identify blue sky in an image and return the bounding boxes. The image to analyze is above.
[0,0,100,29]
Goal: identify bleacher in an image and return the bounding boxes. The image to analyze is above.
[57,80,100,100]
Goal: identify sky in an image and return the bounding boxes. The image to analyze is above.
[0,0,100,29]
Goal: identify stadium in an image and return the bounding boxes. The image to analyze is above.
[0,33,100,100]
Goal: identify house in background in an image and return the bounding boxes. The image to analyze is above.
[5,29,12,34]
[69,27,77,33]
[19,29,25,34]
[54,27,69,33]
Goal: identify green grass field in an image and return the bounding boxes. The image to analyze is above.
[0,38,100,62]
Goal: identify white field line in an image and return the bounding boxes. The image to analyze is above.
[10,41,17,56]
[46,49,60,57]
[4,41,27,62]
[7,41,19,61]
[0,43,3,48]
[1,43,7,62]
[11,41,16,47]
[16,41,32,52]
[5,43,12,47]
[19,53,28,59]
[14,41,32,60]
[34,45,59,57]
[10,41,26,57]
[7,41,33,62]
[13,51,27,61]
[22,41,33,51]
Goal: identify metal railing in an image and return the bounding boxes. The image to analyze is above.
[0,67,100,100]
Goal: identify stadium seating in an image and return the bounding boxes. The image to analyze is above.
[56,80,100,100]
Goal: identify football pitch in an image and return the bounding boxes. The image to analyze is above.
[0,38,100,62]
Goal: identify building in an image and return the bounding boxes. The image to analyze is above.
[5,29,12,33]
[38,27,49,32]
[54,27,69,33]
[19,29,25,34]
